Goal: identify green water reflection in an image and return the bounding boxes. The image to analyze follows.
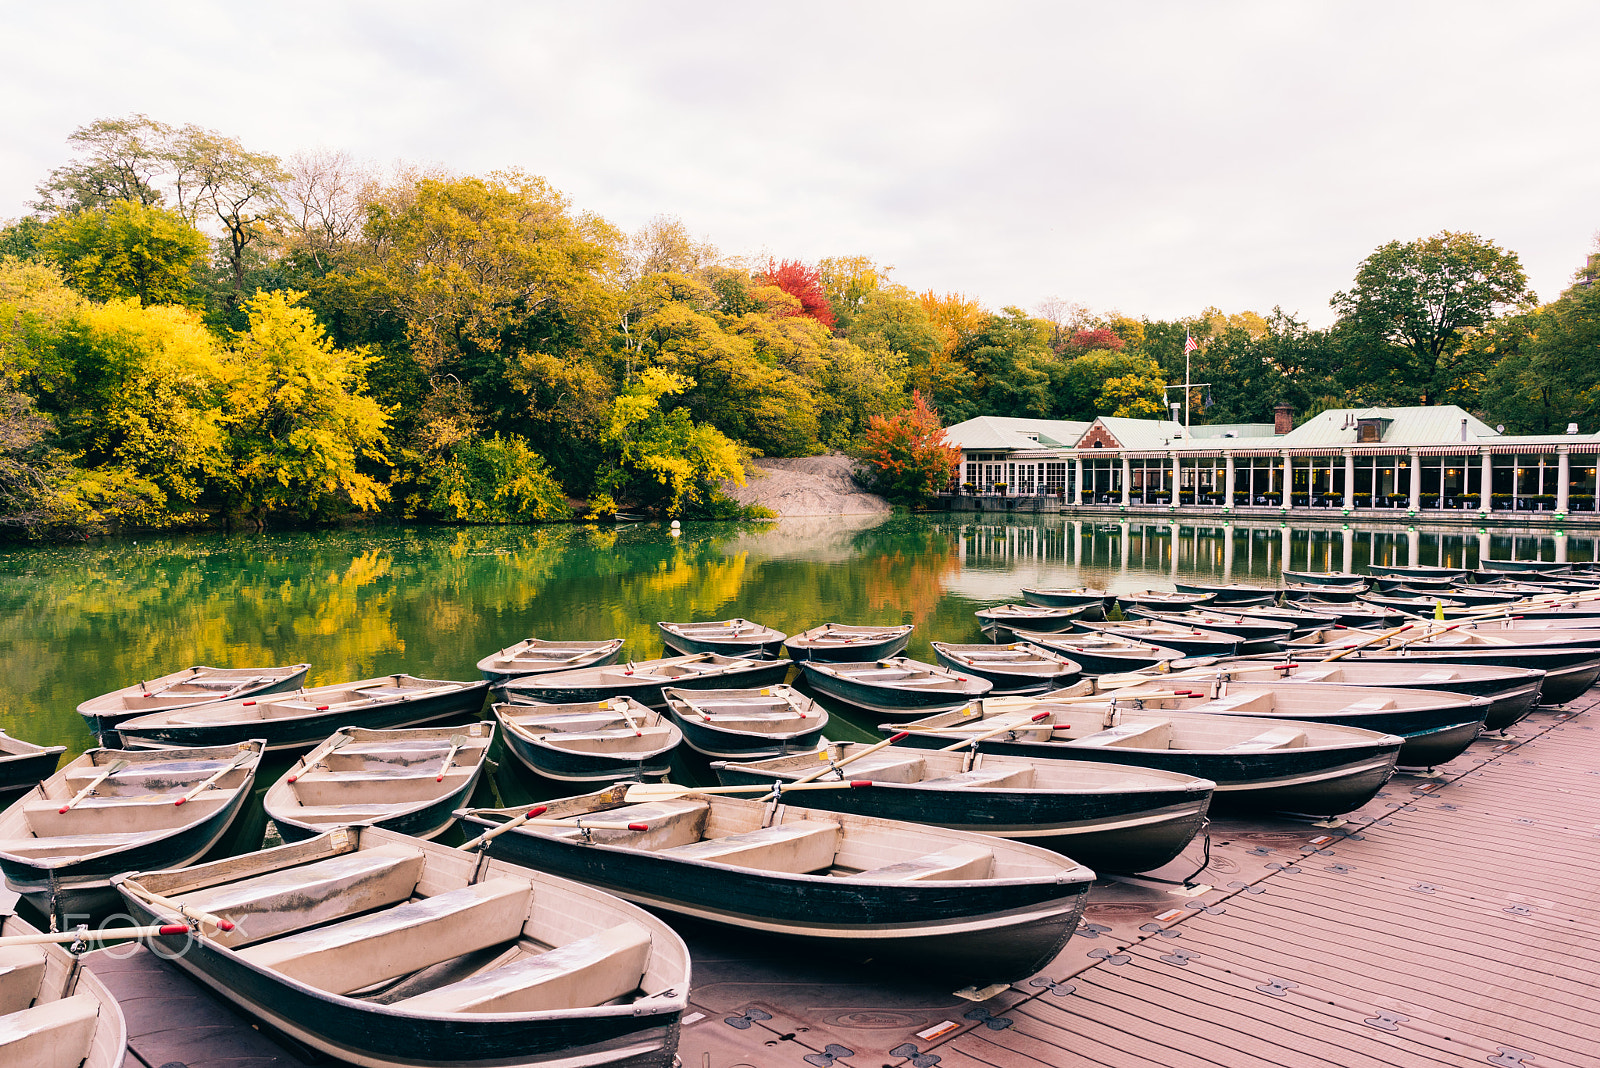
[1,513,1591,842]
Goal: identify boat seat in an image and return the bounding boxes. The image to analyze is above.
[693,714,803,731]
[833,753,926,784]
[657,820,840,873]
[0,832,155,860]
[0,944,46,1016]
[235,876,533,994]
[1222,727,1309,752]
[847,843,995,883]
[394,923,652,1015]
[279,805,398,823]
[1336,697,1398,712]
[1413,670,1464,682]
[180,843,427,948]
[0,992,99,1068]
[292,770,472,808]
[920,766,1035,788]
[1070,721,1173,748]
[22,794,233,837]
[505,712,628,733]
[540,728,675,754]
[544,800,709,850]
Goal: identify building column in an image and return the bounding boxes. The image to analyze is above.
[1342,526,1355,574]
[1555,532,1569,563]
[1071,520,1082,563]
[1343,451,1355,510]
[1120,456,1131,507]
[1408,528,1421,566]
[1408,450,1421,511]
[1119,521,1130,567]
[1478,528,1491,565]
[1281,524,1292,570]
[1558,447,1571,513]
[1479,451,1492,514]
[1074,457,1084,503]
[1223,454,1235,510]
[1171,454,1179,505]
[1170,522,1181,577]
[1223,522,1235,580]
[1282,450,1293,510]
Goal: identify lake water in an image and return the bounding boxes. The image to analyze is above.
[1,514,1589,820]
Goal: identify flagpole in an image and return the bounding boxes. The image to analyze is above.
[1184,330,1192,434]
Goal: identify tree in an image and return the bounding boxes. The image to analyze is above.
[33,115,173,214]
[425,432,569,522]
[221,290,389,520]
[1330,231,1534,405]
[595,368,746,517]
[958,308,1055,417]
[38,201,207,306]
[758,258,836,329]
[175,128,290,308]
[854,390,959,503]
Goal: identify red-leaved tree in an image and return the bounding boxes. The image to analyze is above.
[759,258,836,329]
[1067,327,1125,353]
[855,390,959,503]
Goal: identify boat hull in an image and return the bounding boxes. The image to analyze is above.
[477,640,626,683]
[81,665,311,736]
[506,661,792,709]
[465,811,1092,985]
[798,663,989,717]
[115,853,685,1068]
[784,630,912,663]
[500,724,678,784]
[711,765,1211,873]
[112,682,490,752]
[931,645,1081,696]
[1071,622,1240,658]
[1019,589,1108,618]
[657,623,786,659]
[889,731,1401,818]
[0,747,65,796]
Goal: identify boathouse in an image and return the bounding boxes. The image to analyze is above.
[944,405,1600,517]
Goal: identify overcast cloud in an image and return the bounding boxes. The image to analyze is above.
[3,1,1596,324]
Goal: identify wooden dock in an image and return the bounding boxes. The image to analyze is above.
[77,692,1598,1068]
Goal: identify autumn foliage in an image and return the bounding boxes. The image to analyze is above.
[759,258,836,328]
[1067,327,1124,353]
[854,390,959,503]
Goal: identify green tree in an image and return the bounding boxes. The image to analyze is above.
[221,290,389,521]
[957,308,1055,417]
[1480,252,1600,432]
[1051,350,1167,419]
[425,432,570,522]
[38,201,207,306]
[1330,231,1533,405]
[596,368,745,517]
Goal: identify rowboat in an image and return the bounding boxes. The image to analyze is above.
[797,658,993,717]
[77,663,310,736]
[1281,627,1600,703]
[711,743,1213,873]
[1071,619,1241,658]
[1052,679,1489,767]
[931,642,1083,695]
[495,699,681,783]
[498,653,791,709]
[1369,573,1462,592]
[0,731,64,798]
[0,913,127,1068]
[783,623,913,662]
[1005,628,1190,674]
[264,723,495,842]
[112,675,489,752]
[111,826,691,1068]
[1286,599,1405,629]
[476,639,625,683]
[1121,658,1545,732]
[1115,589,1215,613]
[0,740,265,912]
[1281,570,1368,586]
[1365,564,1470,581]
[661,686,828,759]
[1227,604,1343,636]
[1123,608,1294,651]
[888,699,1403,818]
[459,788,1095,985]
[1476,559,1572,574]
[1281,582,1368,603]
[975,603,1093,637]
[1359,592,1468,614]
[1170,580,1278,606]
[1019,587,1110,618]
[1409,585,1521,607]
[657,619,787,658]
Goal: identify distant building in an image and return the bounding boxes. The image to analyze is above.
[943,405,1600,516]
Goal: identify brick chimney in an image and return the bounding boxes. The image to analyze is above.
[1273,402,1293,435]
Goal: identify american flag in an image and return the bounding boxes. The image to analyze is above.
[1184,335,1198,354]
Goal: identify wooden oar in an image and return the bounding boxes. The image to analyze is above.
[119,879,236,931]
[619,780,870,802]
[1389,623,1461,649]
[174,749,253,806]
[58,759,128,813]
[0,924,191,947]
[786,730,910,786]
[1319,623,1413,662]
[608,697,643,736]
[434,734,468,782]
[936,710,1054,751]
[287,733,351,783]
[463,805,549,850]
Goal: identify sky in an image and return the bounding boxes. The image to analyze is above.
[3,2,1597,326]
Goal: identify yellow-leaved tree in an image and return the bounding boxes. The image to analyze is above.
[221,290,390,522]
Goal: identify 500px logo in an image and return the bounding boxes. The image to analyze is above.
[56,912,249,960]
